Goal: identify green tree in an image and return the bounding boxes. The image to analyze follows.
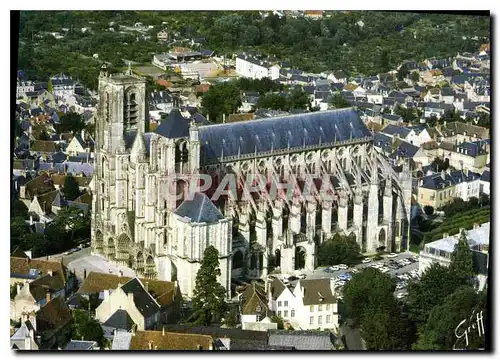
[11,216,30,251]
[329,92,351,109]
[411,71,420,82]
[71,309,109,349]
[423,205,434,216]
[12,199,29,219]
[63,175,81,201]
[343,268,396,326]
[449,231,475,283]
[48,78,54,94]
[406,263,466,324]
[397,64,409,81]
[223,308,239,328]
[190,246,227,325]
[287,87,311,110]
[318,233,361,266]
[58,112,85,134]
[201,82,242,122]
[414,287,484,350]
[271,315,285,329]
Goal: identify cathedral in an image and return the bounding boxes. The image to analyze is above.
[91,69,412,298]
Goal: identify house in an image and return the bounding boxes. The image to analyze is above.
[304,10,324,19]
[239,282,277,331]
[79,272,180,326]
[112,329,214,350]
[30,140,60,155]
[405,125,433,147]
[64,340,97,350]
[419,222,489,275]
[366,91,384,105]
[236,53,280,80]
[479,170,490,196]
[373,132,393,155]
[19,173,56,205]
[268,278,339,331]
[95,278,161,331]
[439,140,489,173]
[33,296,72,349]
[327,71,347,84]
[390,140,430,168]
[65,130,94,155]
[423,102,455,119]
[381,113,403,126]
[439,121,489,144]
[157,28,169,42]
[267,329,336,350]
[416,169,481,209]
[10,256,69,321]
[10,316,39,350]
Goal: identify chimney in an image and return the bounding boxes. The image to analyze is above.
[103,289,110,300]
[45,290,51,304]
[174,280,178,289]
[465,168,469,177]
[443,232,449,238]
[418,178,423,187]
[473,223,480,229]
[148,341,153,350]
[48,270,53,277]
[222,113,226,123]
[162,327,165,336]
[118,270,123,277]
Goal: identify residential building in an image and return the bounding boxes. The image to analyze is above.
[479,170,490,195]
[33,296,72,349]
[64,340,98,350]
[157,29,169,42]
[236,53,280,80]
[267,330,336,350]
[112,329,214,350]
[268,278,339,331]
[95,278,162,331]
[239,282,277,331]
[10,317,39,350]
[419,222,489,275]
[78,271,180,324]
[416,169,480,208]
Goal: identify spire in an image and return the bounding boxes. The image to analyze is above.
[131,128,147,163]
[126,61,133,75]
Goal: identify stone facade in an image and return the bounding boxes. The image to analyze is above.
[91,70,412,299]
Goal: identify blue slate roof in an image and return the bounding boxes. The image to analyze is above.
[420,170,480,190]
[156,109,190,139]
[198,108,372,162]
[456,140,489,157]
[382,124,411,137]
[382,113,402,122]
[390,141,420,159]
[373,132,393,153]
[64,162,94,177]
[174,192,224,223]
[64,340,96,350]
[52,191,67,207]
[200,49,214,57]
[480,170,490,182]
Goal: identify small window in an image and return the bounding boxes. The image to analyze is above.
[310,316,314,325]
[284,310,288,318]
[291,310,295,318]
[310,305,314,312]
[318,316,323,325]
[278,311,282,317]
[278,301,282,307]
[318,304,323,311]
[326,304,330,311]
[284,301,288,307]
[326,315,331,324]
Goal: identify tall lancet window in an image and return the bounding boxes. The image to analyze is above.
[105,93,110,122]
[124,92,138,128]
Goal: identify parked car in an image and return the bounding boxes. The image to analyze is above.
[397,292,408,299]
[387,253,397,258]
[330,265,340,271]
[362,258,371,263]
[338,264,348,270]
[323,268,333,273]
[351,268,359,274]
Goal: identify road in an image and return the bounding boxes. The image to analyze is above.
[43,247,136,284]
[281,252,419,299]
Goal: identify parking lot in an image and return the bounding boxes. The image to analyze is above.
[276,252,420,300]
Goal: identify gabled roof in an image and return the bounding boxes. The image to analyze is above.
[103,309,135,331]
[64,340,97,350]
[373,132,393,153]
[299,278,336,305]
[240,282,273,317]
[390,141,420,159]
[198,108,371,162]
[268,330,335,350]
[77,272,176,308]
[11,256,66,285]
[30,140,58,153]
[381,124,411,137]
[120,278,161,318]
[155,109,190,139]
[174,192,224,224]
[129,330,213,350]
[36,296,72,336]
